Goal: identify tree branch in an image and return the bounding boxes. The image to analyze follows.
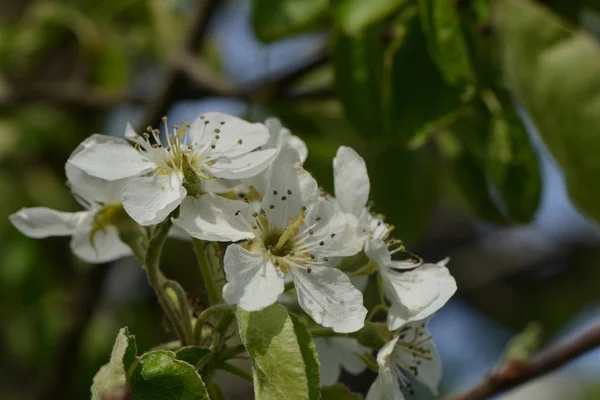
[448,321,600,400]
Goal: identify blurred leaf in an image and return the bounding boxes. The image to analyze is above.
[92,37,131,88]
[251,0,329,43]
[503,321,542,362]
[353,321,389,350]
[388,8,462,144]
[175,346,212,369]
[419,0,473,85]
[321,383,363,400]
[331,0,406,34]
[236,303,320,400]
[91,327,136,400]
[147,0,183,56]
[128,350,209,399]
[332,25,385,138]
[369,144,440,245]
[496,0,600,223]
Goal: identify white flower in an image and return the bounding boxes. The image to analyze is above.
[68,113,277,226]
[173,147,367,332]
[333,146,456,330]
[10,136,132,263]
[315,337,368,386]
[367,320,441,400]
[265,117,308,164]
[366,241,457,331]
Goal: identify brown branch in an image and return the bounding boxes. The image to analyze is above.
[448,321,600,400]
[137,0,220,132]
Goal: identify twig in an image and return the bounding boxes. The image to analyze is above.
[448,321,600,400]
[137,0,220,131]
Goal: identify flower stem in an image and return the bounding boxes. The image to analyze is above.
[193,238,221,305]
[145,212,193,346]
[163,280,195,345]
[219,362,253,382]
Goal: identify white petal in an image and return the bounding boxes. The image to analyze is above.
[123,173,187,226]
[69,135,153,180]
[65,163,127,205]
[395,321,442,395]
[10,208,86,238]
[376,335,405,400]
[222,245,285,311]
[333,146,370,217]
[204,148,278,179]
[124,122,138,141]
[365,239,415,270]
[292,266,367,333]
[70,213,132,263]
[262,147,318,230]
[200,178,244,194]
[383,261,457,330]
[173,194,254,242]
[192,112,270,157]
[314,339,341,386]
[307,199,363,257]
[264,117,283,149]
[334,337,368,375]
[279,129,308,164]
[366,378,390,400]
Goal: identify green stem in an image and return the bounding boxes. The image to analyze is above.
[218,344,246,361]
[145,212,191,345]
[193,304,234,345]
[193,238,221,305]
[220,362,253,382]
[310,327,346,338]
[163,280,194,345]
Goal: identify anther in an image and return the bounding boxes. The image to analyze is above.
[215,135,220,140]
[289,251,295,256]
[235,211,240,216]
[316,217,322,222]
[215,129,221,133]
[301,206,307,211]
[152,143,159,148]
[308,229,314,235]
[252,212,259,217]
[220,121,225,125]
[319,241,325,246]
[281,196,287,201]
[237,139,243,145]
[307,268,312,273]
[323,257,329,262]
[161,116,167,121]
[330,233,336,238]
[273,260,280,266]
[273,190,278,195]
[248,240,254,245]
[287,189,292,195]
[200,115,205,120]
[269,204,275,209]
[252,225,258,229]
[211,145,216,149]
[310,254,315,260]
[204,121,209,125]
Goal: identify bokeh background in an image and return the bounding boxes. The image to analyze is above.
[2,0,600,399]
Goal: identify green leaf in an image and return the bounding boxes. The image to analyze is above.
[353,321,389,350]
[497,0,600,223]
[331,0,406,34]
[251,0,329,43]
[332,25,385,138]
[128,350,210,400]
[388,8,462,143]
[91,327,136,400]
[503,321,543,362]
[175,346,212,369]
[236,303,321,400]
[321,383,363,400]
[419,0,473,85]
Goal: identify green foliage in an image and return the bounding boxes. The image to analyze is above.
[236,303,321,400]
[128,350,210,400]
[503,321,543,362]
[321,383,363,400]
[251,0,329,43]
[175,346,212,370]
[497,0,600,224]
[331,0,406,34]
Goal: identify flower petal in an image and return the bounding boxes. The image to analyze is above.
[222,244,285,311]
[314,338,342,386]
[204,148,278,179]
[10,208,86,238]
[123,173,187,226]
[365,239,416,270]
[191,112,270,157]
[375,335,406,400]
[383,260,457,330]
[395,321,442,395]
[333,146,370,217]
[261,147,318,231]
[69,134,153,180]
[266,117,309,164]
[65,162,127,205]
[173,194,254,242]
[70,213,132,263]
[292,266,367,333]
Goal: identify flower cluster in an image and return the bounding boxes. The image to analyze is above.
[10,112,457,399]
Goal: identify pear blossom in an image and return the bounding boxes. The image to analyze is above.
[68,113,277,226]
[264,117,308,163]
[333,146,456,330]
[315,337,368,386]
[367,320,441,400]
[173,147,367,332]
[10,136,132,263]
